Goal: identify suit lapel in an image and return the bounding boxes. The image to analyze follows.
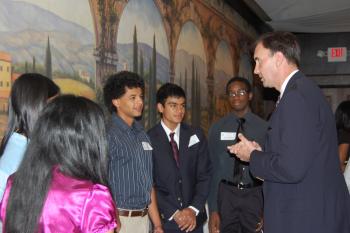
[282,71,302,98]
[273,71,301,116]
[155,123,180,168]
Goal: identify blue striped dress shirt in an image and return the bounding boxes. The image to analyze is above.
[107,114,153,209]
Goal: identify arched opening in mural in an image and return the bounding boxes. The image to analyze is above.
[213,40,234,120]
[0,0,95,135]
[174,21,208,130]
[117,0,170,129]
[238,51,254,84]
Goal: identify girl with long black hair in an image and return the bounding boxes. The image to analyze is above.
[0,73,59,200]
[0,95,117,233]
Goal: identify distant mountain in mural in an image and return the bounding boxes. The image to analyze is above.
[0,0,93,44]
[0,30,95,75]
[117,43,170,84]
[0,0,95,76]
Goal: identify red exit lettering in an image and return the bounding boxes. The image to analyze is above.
[331,48,343,57]
[327,47,347,62]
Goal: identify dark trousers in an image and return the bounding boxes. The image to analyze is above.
[218,182,263,233]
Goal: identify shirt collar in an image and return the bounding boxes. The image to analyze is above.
[230,111,251,121]
[160,120,180,139]
[112,114,143,132]
[279,69,299,98]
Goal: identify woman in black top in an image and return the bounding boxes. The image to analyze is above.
[335,100,350,172]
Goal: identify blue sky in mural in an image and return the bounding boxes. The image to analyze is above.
[12,0,93,32]
[118,0,169,58]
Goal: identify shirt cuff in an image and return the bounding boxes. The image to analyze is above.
[169,209,179,221]
[189,206,199,216]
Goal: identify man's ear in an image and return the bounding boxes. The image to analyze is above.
[112,99,120,110]
[248,92,253,101]
[157,103,164,114]
[275,51,284,67]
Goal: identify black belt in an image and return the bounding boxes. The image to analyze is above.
[221,179,260,190]
[118,208,148,217]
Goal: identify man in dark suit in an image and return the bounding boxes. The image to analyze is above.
[229,31,350,233]
[148,83,212,233]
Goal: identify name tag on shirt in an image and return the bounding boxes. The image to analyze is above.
[142,141,153,151]
[220,132,236,141]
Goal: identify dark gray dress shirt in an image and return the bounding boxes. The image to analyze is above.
[107,114,153,209]
[207,112,268,212]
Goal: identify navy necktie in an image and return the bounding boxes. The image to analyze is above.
[169,132,179,167]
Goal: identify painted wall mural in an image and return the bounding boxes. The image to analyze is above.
[0,0,256,135]
[174,21,208,130]
[214,41,234,122]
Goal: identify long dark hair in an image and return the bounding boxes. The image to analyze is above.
[335,100,350,131]
[0,73,60,155]
[5,95,109,233]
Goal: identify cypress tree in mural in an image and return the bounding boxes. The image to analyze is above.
[133,25,138,74]
[191,57,196,126]
[139,50,145,127]
[148,56,153,128]
[179,72,183,88]
[184,68,187,94]
[25,61,28,73]
[184,68,188,122]
[32,56,36,72]
[195,67,201,125]
[148,34,157,128]
[45,36,52,79]
[139,50,144,78]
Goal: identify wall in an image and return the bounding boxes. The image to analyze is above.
[0,0,260,134]
[297,32,350,111]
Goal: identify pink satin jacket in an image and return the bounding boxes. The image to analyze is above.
[0,167,117,233]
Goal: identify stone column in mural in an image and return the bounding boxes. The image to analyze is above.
[93,0,118,90]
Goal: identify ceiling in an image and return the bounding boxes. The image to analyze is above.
[232,0,350,33]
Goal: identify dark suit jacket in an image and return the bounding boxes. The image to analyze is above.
[148,123,212,231]
[250,71,350,233]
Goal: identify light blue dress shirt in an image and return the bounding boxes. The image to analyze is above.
[0,132,28,200]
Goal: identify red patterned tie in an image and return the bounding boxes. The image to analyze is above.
[169,132,180,167]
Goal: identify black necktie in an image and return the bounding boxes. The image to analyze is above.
[233,118,245,181]
[169,132,180,167]
[235,118,245,141]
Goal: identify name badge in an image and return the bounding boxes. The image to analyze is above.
[142,142,153,150]
[220,132,236,141]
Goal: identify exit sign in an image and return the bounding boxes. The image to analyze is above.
[328,47,347,62]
